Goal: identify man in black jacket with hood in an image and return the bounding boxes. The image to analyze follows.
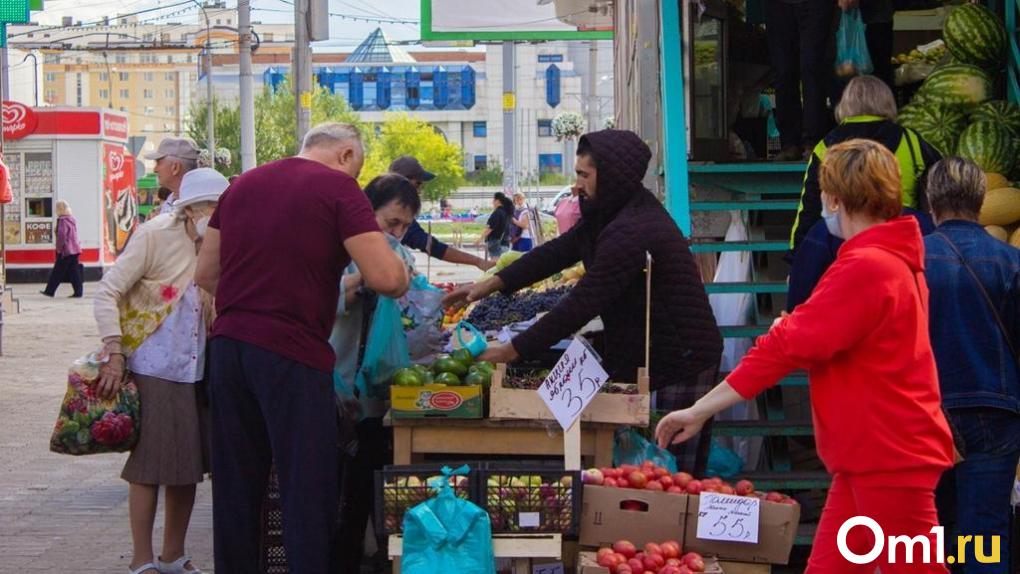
[444,129,723,471]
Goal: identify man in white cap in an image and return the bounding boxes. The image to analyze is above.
[389,155,495,271]
[145,137,201,215]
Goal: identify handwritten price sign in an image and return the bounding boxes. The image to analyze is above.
[537,337,609,430]
[696,493,761,544]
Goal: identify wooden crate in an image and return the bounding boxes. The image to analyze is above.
[488,364,650,426]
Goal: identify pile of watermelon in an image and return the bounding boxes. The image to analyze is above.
[896,3,1020,245]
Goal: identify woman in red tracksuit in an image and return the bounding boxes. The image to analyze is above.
[657,139,954,573]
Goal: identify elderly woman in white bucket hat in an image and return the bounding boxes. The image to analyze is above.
[93,168,230,574]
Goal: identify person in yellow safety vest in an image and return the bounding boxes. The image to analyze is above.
[789,75,942,256]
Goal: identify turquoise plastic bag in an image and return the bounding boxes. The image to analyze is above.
[355,296,410,401]
[706,439,745,479]
[613,427,678,473]
[835,8,873,76]
[401,466,496,574]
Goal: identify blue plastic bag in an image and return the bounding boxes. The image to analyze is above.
[401,466,496,574]
[613,427,678,473]
[706,439,745,479]
[835,8,873,77]
[355,296,410,401]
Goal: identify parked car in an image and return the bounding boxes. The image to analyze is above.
[541,186,573,216]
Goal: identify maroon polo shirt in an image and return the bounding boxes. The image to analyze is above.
[209,157,379,372]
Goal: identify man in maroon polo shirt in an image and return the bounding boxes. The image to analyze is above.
[195,122,409,574]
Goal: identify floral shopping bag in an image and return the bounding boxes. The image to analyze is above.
[49,352,140,455]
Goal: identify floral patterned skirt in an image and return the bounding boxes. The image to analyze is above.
[121,374,208,486]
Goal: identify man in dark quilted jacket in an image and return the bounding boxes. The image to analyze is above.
[444,129,723,471]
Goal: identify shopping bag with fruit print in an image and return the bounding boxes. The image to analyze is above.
[49,352,140,455]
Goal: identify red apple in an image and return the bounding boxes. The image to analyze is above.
[654,467,670,478]
[614,553,628,565]
[667,485,685,494]
[597,547,615,561]
[614,567,632,574]
[765,491,785,503]
[677,567,693,574]
[613,540,637,559]
[627,558,644,572]
[641,460,655,469]
[617,476,630,488]
[672,472,693,488]
[643,571,656,574]
[644,542,663,557]
[658,475,674,489]
[660,566,682,574]
[602,467,620,479]
[666,558,683,567]
[735,479,754,496]
[604,477,619,488]
[645,480,664,491]
[583,468,605,486]
[641,469,656,482]
[642,554,664,571]
[620,465,639,475]
[628,471,648,489]
[684,552,705,572]
[660,541,681,559]
[686,480,703,494]
[720,485,736,495]
[598,553,619,568]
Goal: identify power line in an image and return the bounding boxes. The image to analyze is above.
[7,0,197,39]
[270,0,419,24]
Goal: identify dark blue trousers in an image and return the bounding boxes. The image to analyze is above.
[209,337,339,574]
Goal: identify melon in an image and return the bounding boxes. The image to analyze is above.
[916,63,993,107]
[897,104,967,156]
[970,101,1020,135]
[943,3,1007,69]
[978,187,1020,226]
[985,172,1010,191]
[956,122,1016,175]
[985,225,1009,242]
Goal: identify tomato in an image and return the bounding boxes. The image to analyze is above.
[628,471,648,489]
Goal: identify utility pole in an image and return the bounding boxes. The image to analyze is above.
[293,0,312,144]
[238,0,256,171]
[204,9,214,161]
[587,40,598,132]
[502,41,515,191]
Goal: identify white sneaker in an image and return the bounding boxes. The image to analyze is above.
[157,555,202,574]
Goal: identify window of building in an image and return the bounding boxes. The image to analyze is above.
[473,122,487,138]
[144,33,154,41]
[165,106,176,115]
[45,72,56,82]
[215,18,221,25]
[119,106,127,111]
[474,155,487,172]
[165,88,175,98]
[187,54,194,63]
[165,72,175,81]
[120,88,130,98]
[99,89,109,101]
[164,122,175,131]
[263,32,273,42]
[119,72,129,81]
[99,72,109,82]
[143,72,154,82]
[167,55,174,64]
[161,33,171,43]
[45,89,57,103]
[115,54,127,64]
[143,89,154,99]
[75,74,83,106]
[145,106,155,114]
[538,119,553,137]
[538,153,563,175]
[44,54,60,64]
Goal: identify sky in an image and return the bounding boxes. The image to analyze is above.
[30,0,426,50]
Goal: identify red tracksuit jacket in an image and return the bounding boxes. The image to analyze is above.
[728,216,954,481]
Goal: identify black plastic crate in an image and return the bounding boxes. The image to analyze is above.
[259,467,288,574]
[374,463,479,537]
[476,463,582,536]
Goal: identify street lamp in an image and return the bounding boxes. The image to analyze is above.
[190,0,214,160]
[18,52,37,106]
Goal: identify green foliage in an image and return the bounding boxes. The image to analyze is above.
[359,114,465,202]
[185,96,241,176]
[465,156,504,186]
[539,172,570,186]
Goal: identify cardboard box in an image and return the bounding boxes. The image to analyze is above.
[390,384,483,418]
[718,561,772,574]
[579,485,689,548]
[682,495,801,565]
[577,551,722,573]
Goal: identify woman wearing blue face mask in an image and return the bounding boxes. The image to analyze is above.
[330,173,420,573]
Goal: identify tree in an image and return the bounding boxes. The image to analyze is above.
[186,79,366,173]
[359,114,465,201]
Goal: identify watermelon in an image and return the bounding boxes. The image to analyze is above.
[916,63,992,108]
[956,122,1016,175]
[943,4,1006,69]
[969,101,1020,136]
[897,104,967,156]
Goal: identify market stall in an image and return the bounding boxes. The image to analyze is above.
[1,101,138,282]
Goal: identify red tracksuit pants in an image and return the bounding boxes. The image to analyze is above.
[807,470,950,573]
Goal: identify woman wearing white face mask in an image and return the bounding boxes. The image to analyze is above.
[93,167,229,574]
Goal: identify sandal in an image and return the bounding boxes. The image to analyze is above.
[157,555,203,574]
[129,563,159,574]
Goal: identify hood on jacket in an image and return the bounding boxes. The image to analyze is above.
[576,129,653,225]
[839,215,925,273]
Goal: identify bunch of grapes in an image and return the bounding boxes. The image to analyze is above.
[467,287,570,332]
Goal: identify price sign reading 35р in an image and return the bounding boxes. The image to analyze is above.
[537,336,609,430]
[697,493,761,544]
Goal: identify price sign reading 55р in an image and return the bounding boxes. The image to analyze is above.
[697,493,761,544]
[537,336,609,430]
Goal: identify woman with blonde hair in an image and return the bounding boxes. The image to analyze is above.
[788,75,942,257]
[657,139,954,573]
[42,199,83,298]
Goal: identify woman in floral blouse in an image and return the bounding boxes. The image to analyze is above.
[93,168,229,574]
